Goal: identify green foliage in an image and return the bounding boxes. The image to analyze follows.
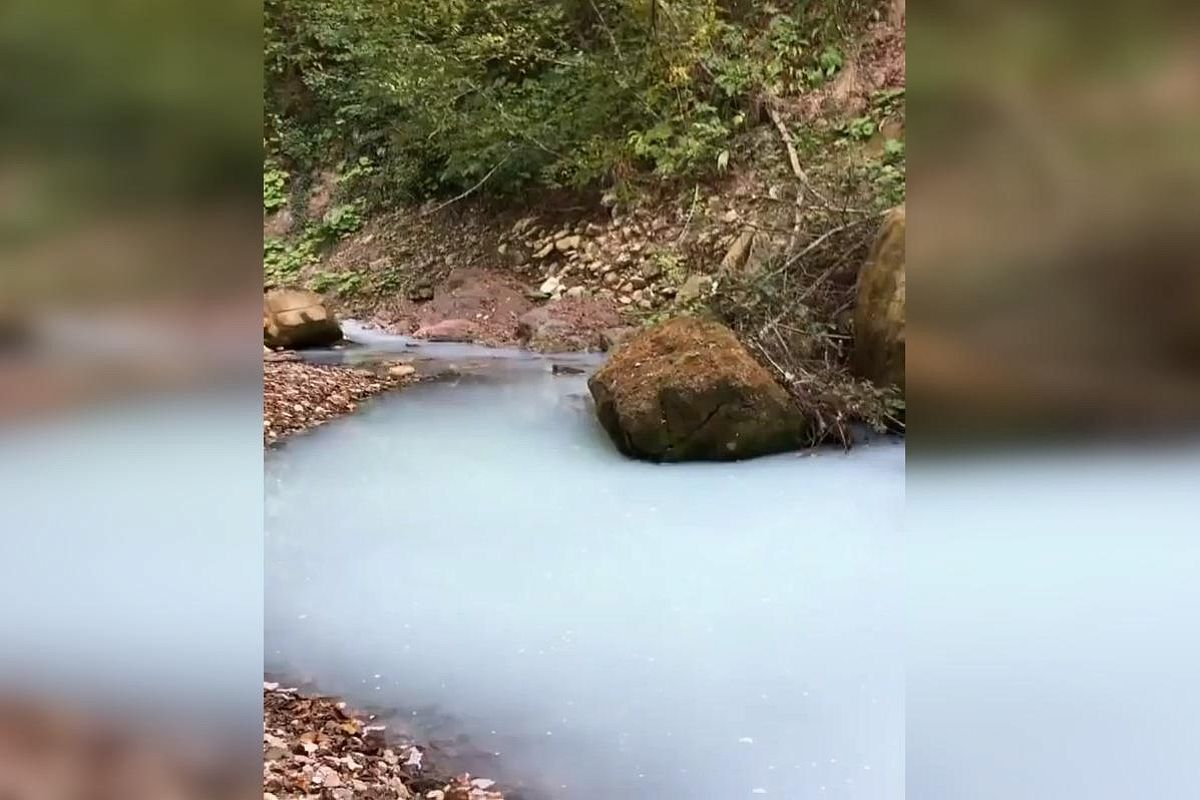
[650,251,688,284]
[263,198,366,286]
[309,268,364,297]
[321,201,365,238]
[756,15,845,94]
[264,0,869,203]
[827,87,905,207]
[263,235,316,284]
[838,115,876,142]
[263,160,289,212]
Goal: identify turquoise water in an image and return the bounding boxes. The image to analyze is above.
[265,337,905,799]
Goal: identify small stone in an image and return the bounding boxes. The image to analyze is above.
[722,209,739,223]
[603,271,621,287]
[566,286,588,299]
[388,364,416,378]
[314,766,342,788]
[534,243,555,259]
[497,243,508,256]
[540,276,562,295]
[619,295,633,305]
[630,276,647,289]
[638,299,653,310]
[676,273,713,304]
[632,289,644,302]
[555,234,582,252]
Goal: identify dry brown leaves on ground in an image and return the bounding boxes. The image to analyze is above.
[263,684,503,800]
[263,360,411,446]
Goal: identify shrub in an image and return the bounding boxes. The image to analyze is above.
[264,0,879,204]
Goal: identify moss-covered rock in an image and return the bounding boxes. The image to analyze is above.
[587,317,808,462]
[854,205,905,391]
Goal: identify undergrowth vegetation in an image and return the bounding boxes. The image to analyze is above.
[265,0,879,205]
[710,201,904,444]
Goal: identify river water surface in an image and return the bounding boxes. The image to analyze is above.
[265,332,905,799]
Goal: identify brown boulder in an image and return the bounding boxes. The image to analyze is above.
[515,300,621,353]
[587,317,808,461]
[516,307,579,352]
[854,206,905,390]
[414,319,480,342]
[263,288,342,350]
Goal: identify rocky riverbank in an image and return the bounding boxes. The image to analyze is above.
[264,683,505,800]
[263,357,416,446]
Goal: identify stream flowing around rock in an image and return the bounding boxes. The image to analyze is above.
[265,328,905,800]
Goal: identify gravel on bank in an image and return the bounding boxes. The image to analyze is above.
[263,683,504,800]
[263,358,414,446]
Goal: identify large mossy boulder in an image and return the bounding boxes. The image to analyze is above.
[854,205,906,391]
[587,317,808,462]
[263,288,343,350]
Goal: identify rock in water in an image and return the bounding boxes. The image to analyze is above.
[853,205,905,391]
[587,317,808,461]
[387,364,417,378]
[263,288,343,349]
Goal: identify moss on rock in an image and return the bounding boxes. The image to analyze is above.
[588,317,809,462]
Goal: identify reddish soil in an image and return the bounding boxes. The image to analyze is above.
[362,268,535,345]
[360,267,629,350]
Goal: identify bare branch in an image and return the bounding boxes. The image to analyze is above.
[588,0,624,61]
[766,103,834,210]
[421,152,513,217]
